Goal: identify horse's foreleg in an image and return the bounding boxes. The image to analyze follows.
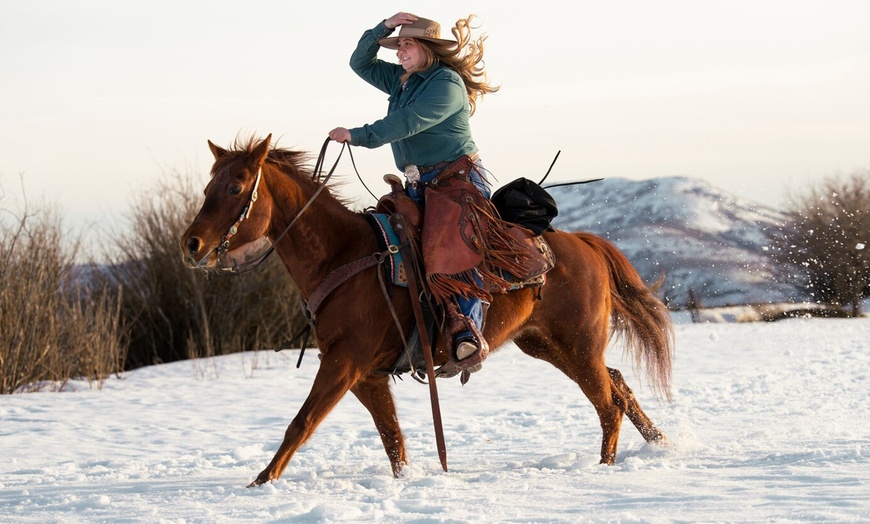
[350,375,407,477]
[249,361,360,487]
[608,367,666,444]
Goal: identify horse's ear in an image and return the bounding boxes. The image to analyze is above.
[208,140,227,160]
[251,133,272,167]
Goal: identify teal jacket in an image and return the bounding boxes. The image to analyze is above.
[348,20,478,170]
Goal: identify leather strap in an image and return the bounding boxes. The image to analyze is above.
[417,152,479,174]
[306,252,386,317]
[391,214,448,472]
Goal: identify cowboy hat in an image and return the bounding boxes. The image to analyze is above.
[378,17,457,49]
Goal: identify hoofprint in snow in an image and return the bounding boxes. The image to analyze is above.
[1,315,868,523]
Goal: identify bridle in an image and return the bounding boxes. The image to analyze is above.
[215,165,262,261]
[212,137,349,275]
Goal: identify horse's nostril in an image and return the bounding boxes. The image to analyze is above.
[186,237,201,256]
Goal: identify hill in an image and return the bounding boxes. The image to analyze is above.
[548,176,802,308]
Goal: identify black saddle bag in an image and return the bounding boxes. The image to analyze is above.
[490,178,558,235]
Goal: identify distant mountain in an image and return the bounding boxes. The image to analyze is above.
[547,176,804,308]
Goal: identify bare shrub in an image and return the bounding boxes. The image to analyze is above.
[62,283,127,387]
[98,169,307,370]
[0,190,124,394]
[768,169,870,316]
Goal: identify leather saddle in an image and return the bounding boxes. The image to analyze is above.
[376,173,555,294]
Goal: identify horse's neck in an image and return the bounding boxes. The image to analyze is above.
[267,176,373,298]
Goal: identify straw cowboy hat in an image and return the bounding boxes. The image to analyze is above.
[378,17,457,49]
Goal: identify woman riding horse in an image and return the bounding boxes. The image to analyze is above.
[328,12,499,373]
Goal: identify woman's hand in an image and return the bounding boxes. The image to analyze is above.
[385,12,418,30]
[328,127,351,143]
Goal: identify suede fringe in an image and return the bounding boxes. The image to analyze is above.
[426,198,531,304]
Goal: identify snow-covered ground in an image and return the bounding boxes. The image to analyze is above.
[2,315,869,523]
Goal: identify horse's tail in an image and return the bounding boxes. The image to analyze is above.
[576,232,675,401]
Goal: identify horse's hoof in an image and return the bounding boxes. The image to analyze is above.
[247,472,272,488]
[393,461,410,479]
[642,427,668,445]
[653,433,670,447]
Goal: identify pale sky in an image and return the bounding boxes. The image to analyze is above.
[2,0,869,236]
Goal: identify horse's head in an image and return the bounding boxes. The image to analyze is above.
[181,134,274,269]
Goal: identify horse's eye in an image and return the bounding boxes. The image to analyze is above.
[229,185,243,196]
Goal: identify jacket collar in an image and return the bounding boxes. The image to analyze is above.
[412,60,442,80]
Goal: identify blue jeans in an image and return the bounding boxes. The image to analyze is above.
[407,159,490,339]
[406,160,491,201]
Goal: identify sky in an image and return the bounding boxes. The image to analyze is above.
[2,0,870,237]
[1,314,869,521]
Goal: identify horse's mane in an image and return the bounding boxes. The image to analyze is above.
[210,135,310,174]
[213,134,355,208]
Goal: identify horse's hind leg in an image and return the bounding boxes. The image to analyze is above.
[608,367,666,444]
[515,333,625,465]
[350,375,407,477]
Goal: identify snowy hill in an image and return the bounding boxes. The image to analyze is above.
[548,176,801,308]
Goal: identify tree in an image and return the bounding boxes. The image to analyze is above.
[768,169,870,316]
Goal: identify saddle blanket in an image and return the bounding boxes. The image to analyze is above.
[365,212,409,287]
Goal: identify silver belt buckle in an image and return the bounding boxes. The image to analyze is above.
[404,164,421,186]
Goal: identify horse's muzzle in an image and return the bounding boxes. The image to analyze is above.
[180,234,216,269]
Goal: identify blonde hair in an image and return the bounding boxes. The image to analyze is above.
[400,15,499,116]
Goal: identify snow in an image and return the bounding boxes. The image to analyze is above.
[2,316,869,523]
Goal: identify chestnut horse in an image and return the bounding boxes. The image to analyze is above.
[181,134,674,486]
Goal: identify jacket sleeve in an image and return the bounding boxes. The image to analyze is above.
[349,73,466,149]
[350,20,401,95]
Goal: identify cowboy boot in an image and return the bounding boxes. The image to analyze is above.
[444,301,489,371]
